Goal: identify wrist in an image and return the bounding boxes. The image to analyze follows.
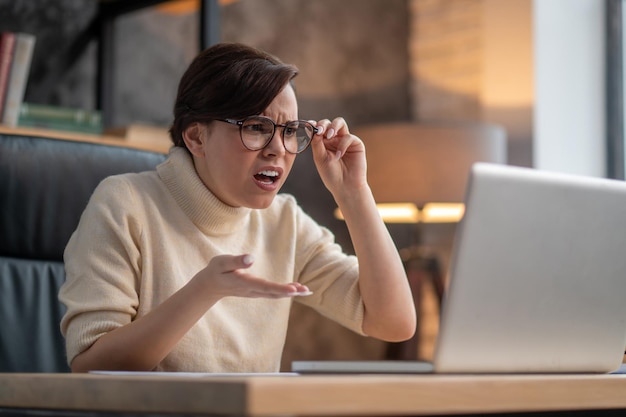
[334,184,376,218]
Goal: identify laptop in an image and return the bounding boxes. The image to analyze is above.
[293,163,626,374]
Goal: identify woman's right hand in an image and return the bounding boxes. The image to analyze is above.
[195,254,310,299]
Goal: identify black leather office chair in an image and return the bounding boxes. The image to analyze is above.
[0,132,167,372]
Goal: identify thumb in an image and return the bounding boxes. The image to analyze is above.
[215,253,254,272]
[310,134,332,166]
[240,254,254,268]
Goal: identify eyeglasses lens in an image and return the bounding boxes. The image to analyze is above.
[241,118,275,150]
[283,121,314,153]
[240,117,314,153]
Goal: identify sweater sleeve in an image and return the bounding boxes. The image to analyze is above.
[59,175,143,365]
[291,201,365,336]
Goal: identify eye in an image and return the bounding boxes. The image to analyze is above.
[284,126,297,137]
[243,122,272,135]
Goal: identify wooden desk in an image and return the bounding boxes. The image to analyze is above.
[1,373,626,416]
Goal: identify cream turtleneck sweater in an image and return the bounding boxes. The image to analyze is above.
[59,147,364,372]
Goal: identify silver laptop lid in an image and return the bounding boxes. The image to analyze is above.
[434,163,626,373]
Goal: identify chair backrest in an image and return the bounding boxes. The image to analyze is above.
[0,132,167,372]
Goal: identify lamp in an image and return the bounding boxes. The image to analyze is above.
[350,122,507,360]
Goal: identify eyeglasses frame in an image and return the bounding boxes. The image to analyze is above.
[218,116,320,154]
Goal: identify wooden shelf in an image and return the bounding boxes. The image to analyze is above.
[0,124,169,154]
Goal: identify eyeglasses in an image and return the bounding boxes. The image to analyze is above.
[218,116,319,154]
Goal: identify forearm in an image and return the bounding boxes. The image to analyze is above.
[309,117,416,341]
[336,186,417,342]
[70,275,219,373]
[69,253,308,373]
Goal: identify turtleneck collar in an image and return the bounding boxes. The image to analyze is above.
[157,147,252,236]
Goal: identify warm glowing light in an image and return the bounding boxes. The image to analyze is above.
[334,203,419,223]
[376,203,420,223]
[420,203,465,223]
[335,202,464,224]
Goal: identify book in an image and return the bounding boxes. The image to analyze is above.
[17,118,103,135]
[0,32,16,119]
[18,102,103,134]
[2,32,35,127]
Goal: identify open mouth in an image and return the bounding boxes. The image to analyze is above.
[254,169,280,184]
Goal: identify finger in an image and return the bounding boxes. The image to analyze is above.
[286,282,311,294]
[245,280,311,298]
[213,253,255,273]
[328,117,349,138]
[291,282,309,291]
[325,133,361,160]
[289,284,313,297]
[241,254,254,267]
[310,129,335,163]
[313,119,332,138]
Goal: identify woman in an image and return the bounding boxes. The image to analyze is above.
[59,42,416,373]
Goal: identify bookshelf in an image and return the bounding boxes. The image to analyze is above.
[1,1,221,143]
[6,1,220,130]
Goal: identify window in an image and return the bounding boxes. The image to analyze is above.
[607,0,626,179]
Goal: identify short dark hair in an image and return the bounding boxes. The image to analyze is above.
[169,42,299,148]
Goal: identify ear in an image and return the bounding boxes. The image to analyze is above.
[182,122,207,158]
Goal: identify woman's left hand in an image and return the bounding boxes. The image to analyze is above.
[309,117,367,197]
[309,117,417,342]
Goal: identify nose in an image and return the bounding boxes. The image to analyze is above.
[262,127,287,157]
